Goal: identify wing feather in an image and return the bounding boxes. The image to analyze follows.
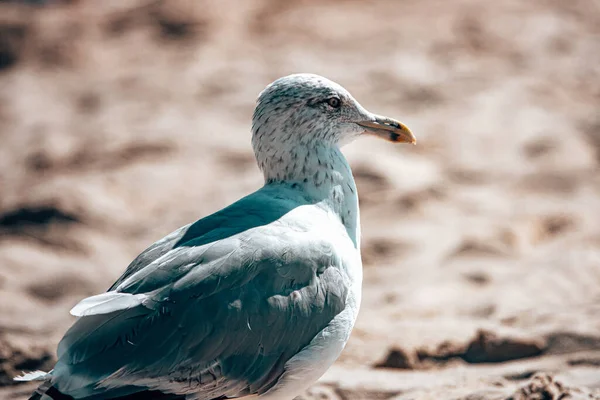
[70,292,148,317]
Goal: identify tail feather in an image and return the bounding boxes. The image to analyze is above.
[18,371,186,400]
[25,383,186,400]
[27,380,65,400]
[13,371,63,400]
[14,370,50,382]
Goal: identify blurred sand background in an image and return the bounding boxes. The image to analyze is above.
[1,0,600,399]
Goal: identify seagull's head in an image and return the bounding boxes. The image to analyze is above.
[252,73,416,151]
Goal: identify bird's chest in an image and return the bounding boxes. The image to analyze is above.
[327,183,360,250]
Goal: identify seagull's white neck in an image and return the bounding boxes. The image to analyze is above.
[258,144,361,249]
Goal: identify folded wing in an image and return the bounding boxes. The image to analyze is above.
[51,197,351,400]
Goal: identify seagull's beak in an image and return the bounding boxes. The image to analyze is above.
[356,115,416,145]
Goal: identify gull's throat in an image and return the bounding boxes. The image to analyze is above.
[260,144,361,249]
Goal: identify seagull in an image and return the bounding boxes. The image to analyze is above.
[16,74,416,400]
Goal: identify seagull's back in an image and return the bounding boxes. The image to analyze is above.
[40,183,361,400]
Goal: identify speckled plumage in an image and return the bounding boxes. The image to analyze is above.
[252,74,369,183]
[19,74,413,400]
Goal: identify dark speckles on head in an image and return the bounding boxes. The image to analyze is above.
[251,73,370,183]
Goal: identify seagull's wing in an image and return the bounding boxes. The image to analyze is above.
[109,186,301,291]
[51,194,352,399]
[107,223,193,291]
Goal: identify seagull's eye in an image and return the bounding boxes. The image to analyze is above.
[326,97,341,109]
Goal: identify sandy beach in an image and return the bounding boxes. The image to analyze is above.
[1,0,599,398]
